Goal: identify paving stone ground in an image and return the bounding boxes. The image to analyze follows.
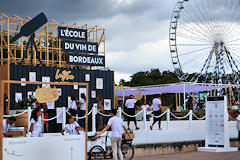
[133,151,240,160]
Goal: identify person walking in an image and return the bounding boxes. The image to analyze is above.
[150,94,163,130]
[79,93,87,129]
[96,95,104,130]
[236,111,240,150]
[68,96,78,116]
[125,95,139,130]
[95,109,129,160]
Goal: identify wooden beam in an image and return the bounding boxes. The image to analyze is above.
[85,83,89,160]
[229,87,232,108]
[0,80,89,160]
[113,71,115,109]
[175,93,178,111]
[0,80,4,160]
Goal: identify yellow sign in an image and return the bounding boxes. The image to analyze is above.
[55,69,75,81]
[134,90,142,100]
[35,87,59,103]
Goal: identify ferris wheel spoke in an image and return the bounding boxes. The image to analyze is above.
[177,32,213,44]
[225,38,240,44]
[225,50,240,83]
[221,0,240,40]
[181,50,210,72]
[178,46,212,57]
[180,8,216,41]
[217,0,235,39]
[177,20,215,43]
[183,1,217,38]
[224,25,240,43]
[226,49,240,70]
[192,0,220,38]
[180,1,218,38]
[177,44,212,46]
[169,0,240,84]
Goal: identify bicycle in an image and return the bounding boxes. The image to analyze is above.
[88,131,134,160]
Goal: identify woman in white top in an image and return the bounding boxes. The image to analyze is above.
[3,116,16,137]
[150,94,163,130]
[141,100,150,110]
[125,95,139,130]
[68,96,78,116]
[29,108,43,137]
[61,115,83,135]
[79,93,87,129]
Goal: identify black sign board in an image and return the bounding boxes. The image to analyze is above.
[67,53,105,66]
[58,26,87,41]
[62,40,98,54]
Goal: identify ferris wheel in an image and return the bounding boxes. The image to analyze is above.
[169,0,240,86]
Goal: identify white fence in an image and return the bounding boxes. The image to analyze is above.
[4,106,208,134]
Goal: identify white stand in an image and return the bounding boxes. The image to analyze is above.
[198,96,238,152]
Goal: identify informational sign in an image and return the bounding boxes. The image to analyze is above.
[206,96,225,146]
[3,135,86,160]
[104,99,111,110]
[198,96,237,152]
[58,26,87,41]
[35,87,59,103]
[67,53,105,66]
[62,40,98,54]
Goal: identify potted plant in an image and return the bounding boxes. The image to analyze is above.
[15,95,37,109]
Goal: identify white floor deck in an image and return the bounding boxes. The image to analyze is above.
[122,120,238,145]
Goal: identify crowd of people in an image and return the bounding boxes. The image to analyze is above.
[125,94,163,130]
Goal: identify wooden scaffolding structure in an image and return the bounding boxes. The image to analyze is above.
[0,13,106,68]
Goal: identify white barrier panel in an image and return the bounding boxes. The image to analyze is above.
[3,134,85,160]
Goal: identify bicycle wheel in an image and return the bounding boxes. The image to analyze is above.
[121,143,134,160]
[89,146,105,160]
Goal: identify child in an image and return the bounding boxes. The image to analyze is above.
[61,115,83,135]
[29,108,43,137]
[3,116,16,137]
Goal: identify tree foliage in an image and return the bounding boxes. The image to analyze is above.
[119,69,180,109]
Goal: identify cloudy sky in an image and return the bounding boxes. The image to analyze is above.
[0,0,177,84]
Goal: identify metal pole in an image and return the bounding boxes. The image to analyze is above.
[118,107,122,118]
[0,81,4,160]
[143,108,147,131]
[178,93,181,111]
[92,105,96,133]
[167,108,170,130]
[189,110,193,130]
[184,84,186,110]
[27,107,32,134]
[192,93,195,112]
[62,107,66,130]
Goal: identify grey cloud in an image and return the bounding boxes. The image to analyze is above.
[0,0,175,22]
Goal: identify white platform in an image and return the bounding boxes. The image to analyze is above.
[198,147,238,152]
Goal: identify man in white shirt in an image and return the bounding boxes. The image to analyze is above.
[150,94,163,130]
[3,116,16,137]
[236,111,240,146]
[95,109,129,160]
[125,95,139,130]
